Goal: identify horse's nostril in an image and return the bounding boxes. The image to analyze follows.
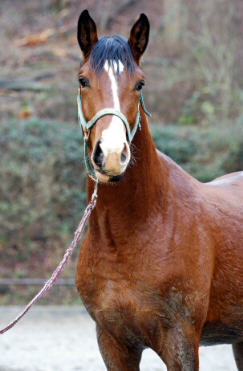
[93,140,104,168]
[120,143,128,164]
[121,153,126,163]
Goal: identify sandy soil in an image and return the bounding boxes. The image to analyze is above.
[0,306,237,371]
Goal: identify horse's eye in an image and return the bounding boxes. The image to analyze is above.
[135,81,145,91]
[79,77,90,88]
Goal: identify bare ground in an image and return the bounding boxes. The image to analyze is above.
[0,306,237,371]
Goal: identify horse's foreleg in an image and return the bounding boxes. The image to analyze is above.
[96,325,142,371]
[233,342,243,371]
[158,325,200,371]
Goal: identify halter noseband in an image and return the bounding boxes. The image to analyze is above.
[77,89,151,180]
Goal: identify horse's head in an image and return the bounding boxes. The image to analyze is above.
[77,10,150,183]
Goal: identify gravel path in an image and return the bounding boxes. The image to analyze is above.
[0,306,237,371]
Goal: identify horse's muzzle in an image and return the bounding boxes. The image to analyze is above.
[92,139,130,182]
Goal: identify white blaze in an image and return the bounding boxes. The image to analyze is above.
[101,61,126,157]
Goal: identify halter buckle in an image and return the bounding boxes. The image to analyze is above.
[84,130,90,141]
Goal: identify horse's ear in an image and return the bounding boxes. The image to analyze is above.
[77,10,98,60]
[128,14,150,64]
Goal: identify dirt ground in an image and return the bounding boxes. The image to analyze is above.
[0,306,237,371]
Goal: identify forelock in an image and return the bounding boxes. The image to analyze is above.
[89,35,136,75]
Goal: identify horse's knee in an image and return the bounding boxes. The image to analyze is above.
[163,344,199,371]
[96,326,142,371]
[158,326,199,371]
[233,342,243,371]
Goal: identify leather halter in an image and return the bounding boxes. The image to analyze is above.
[77,89,151,180]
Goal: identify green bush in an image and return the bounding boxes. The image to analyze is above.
[151,123,243,182]
[0,118,86,275]
[0,118,242,280]
[151,125,197,163]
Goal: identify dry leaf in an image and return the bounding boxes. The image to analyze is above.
[17,29,55,47]
[52,48,67,57]
[18,109,33,119]
[67,35,76,45]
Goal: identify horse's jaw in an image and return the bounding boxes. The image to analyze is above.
[92,169,125,183]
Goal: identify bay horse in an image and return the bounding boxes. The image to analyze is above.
[76,10,243,370]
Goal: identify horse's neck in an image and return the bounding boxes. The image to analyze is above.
[87,114,169,241]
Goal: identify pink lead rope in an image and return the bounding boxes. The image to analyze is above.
[0,181,98,335]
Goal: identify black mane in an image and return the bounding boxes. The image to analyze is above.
[89,35,136,75]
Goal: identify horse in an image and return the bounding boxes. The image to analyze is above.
[75,10,243,370]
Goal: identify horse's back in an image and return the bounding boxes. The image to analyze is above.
[157,147,243,210]
[203,171,243,216]
[206,171,243,188]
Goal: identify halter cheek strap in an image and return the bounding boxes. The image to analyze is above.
[77,89,151,180]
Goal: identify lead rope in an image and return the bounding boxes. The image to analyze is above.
[0,180,98,335]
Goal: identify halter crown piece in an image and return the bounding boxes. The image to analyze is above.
[77,89,151,180]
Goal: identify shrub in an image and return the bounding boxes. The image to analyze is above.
[0,118,86,276]
[151,123,243,182]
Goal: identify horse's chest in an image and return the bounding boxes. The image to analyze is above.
[82,274,142,318]
[78,268,164,345]
[76,239,190,346]
[92,280,163,344]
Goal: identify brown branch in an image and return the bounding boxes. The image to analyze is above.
[0,77,51,92]
[105,0,139,30]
